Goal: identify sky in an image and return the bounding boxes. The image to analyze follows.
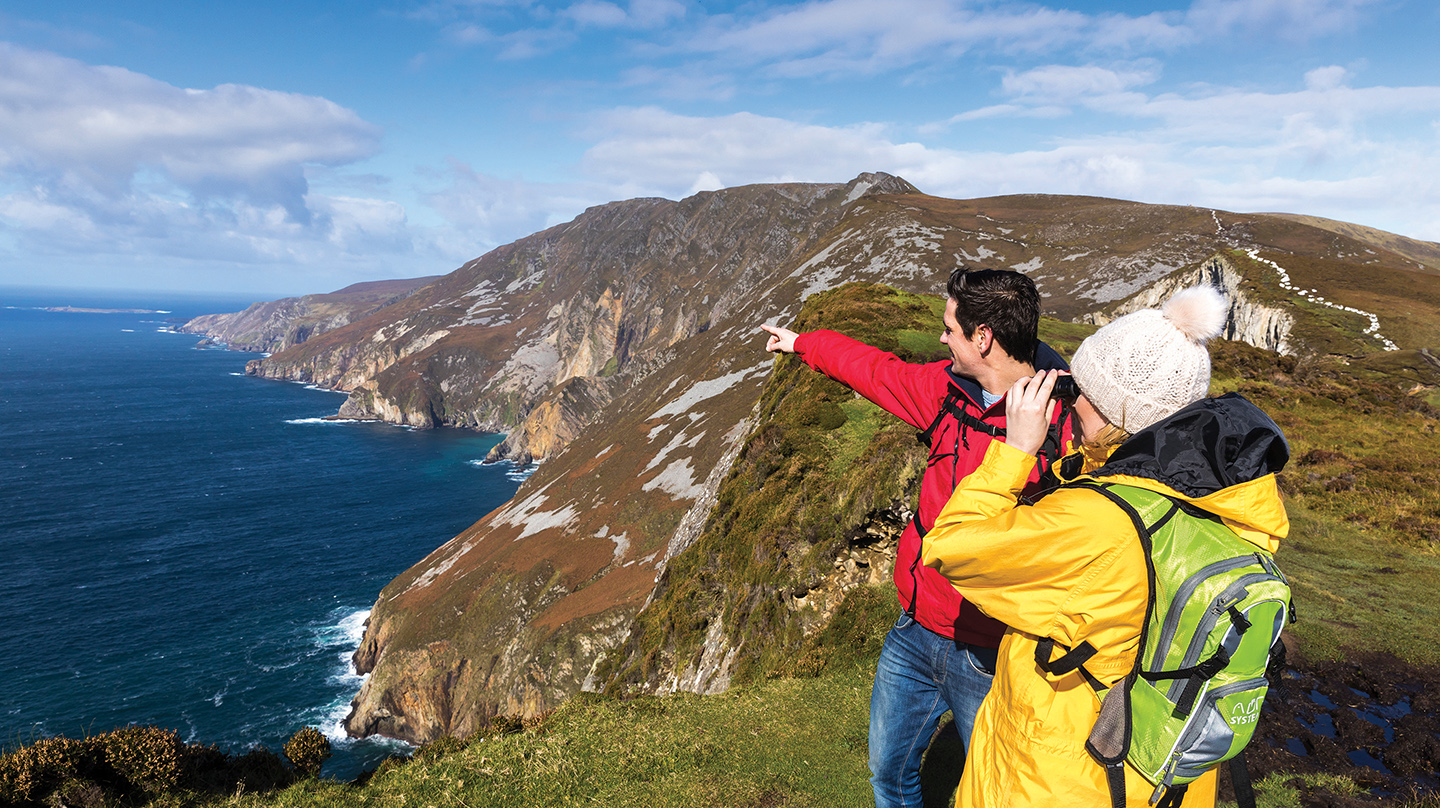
[1,0,1438,297]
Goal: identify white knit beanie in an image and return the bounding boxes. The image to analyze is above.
[1069,285,1229,434]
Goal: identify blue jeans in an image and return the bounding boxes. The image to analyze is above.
[869,613,998,808]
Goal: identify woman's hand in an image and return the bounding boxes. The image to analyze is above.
[1004,370,1061,456]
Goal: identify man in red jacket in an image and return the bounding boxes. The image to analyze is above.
[761,269,1072,808]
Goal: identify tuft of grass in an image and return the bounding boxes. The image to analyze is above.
[1233,772,1367,808]
[1036,317,1095,360]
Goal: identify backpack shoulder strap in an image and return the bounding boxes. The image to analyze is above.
[1060,480,1160,808]
[917,385,962,447]
[916,384,1006,448]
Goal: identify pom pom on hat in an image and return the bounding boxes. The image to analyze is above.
[1163,285,1228,344]
[1070,285,1228,434]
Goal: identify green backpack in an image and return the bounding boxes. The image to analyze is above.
[1033,480,1293,808]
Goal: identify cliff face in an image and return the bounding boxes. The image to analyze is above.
[199,176,1440,745]
[248,174,921,455]
[1083,254,1297,354]
[179,277,440,353]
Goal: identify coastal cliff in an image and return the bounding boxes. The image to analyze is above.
[1082,253,1297,354]
[191,175,1440,744]
[247,174,921,456]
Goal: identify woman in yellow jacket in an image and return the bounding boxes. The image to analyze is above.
[921,285,1289,807]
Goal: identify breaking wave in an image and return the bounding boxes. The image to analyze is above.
[284,417,365,425]
[468,458,540,482]
[298,609,412,754]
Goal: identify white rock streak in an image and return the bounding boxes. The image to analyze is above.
[642,458,706,501]
[489,481,582,540]
[1244,248,1397,351]
[647,364,766,421]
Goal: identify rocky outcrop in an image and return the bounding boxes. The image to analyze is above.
[180,277,439,353]
[1082,253,1297,354]
[483,377,617,463]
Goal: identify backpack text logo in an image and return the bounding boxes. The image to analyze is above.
[1229,695,1263,726]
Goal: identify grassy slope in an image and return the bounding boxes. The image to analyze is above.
[597,283,948,690]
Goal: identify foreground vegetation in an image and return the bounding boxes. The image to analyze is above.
[6,584,1437,808]
[7,284,1440,807]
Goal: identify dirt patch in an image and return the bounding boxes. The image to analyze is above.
[1233,649,1440,805]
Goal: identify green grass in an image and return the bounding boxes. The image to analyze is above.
[1036,317,1095,359]
[1237,772,1367,808]
[274,669,874,808]
[1280,501,1440,664]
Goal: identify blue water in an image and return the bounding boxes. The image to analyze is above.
[0,288,527,779]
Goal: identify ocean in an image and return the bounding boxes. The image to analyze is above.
[0,288,530,779]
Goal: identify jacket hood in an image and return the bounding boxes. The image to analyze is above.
[1091,392,1291,550]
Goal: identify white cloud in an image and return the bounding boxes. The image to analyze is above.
[620,64,736,101]
[685,0,1096,76]
[0,43,379,220]
[628,0,686,28]
[564,0,683,28]
[566,1,629,27]
[420,159,598,260]
[413,0,1395,86]
[1001,63,1161,102]
[580,107,926,195]
[0,43,437,289]
[1304,64,1350,91]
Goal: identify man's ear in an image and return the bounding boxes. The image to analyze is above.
[974,324,993,354]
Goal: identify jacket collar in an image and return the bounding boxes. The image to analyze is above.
[1069,393,1291,550]
[945,340,1071,411]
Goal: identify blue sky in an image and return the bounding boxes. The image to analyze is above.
[1,0,1437,296]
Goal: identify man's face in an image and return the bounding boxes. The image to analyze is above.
[941,297,985,375]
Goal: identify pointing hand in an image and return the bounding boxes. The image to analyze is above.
[761,324,799,354]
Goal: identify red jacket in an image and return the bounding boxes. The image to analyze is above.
[793,329,1072,647]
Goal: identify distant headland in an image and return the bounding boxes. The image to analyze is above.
[41,306,171,314]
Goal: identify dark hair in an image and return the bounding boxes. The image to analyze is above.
[946,268,1040,364]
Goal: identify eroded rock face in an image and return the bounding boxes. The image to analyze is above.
[250,174,921,459]
[1082,253,1297,354]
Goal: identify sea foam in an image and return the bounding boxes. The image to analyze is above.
[468,458,540,482]
[284,417,364,425]
[304,609,411,750]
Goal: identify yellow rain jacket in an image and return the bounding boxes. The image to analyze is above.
[921,393,1290,807]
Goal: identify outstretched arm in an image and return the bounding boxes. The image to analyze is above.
[761,325,940,430]
[760,324,799,354]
